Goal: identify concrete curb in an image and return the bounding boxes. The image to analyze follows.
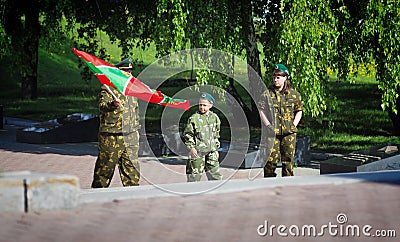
[1,170,399,212]
[79,170,400,205]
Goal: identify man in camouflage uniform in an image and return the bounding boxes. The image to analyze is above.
[258,64,303,177]
[183,92,222,182]
[91,58,141,188]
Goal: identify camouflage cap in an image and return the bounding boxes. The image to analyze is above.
[273,64,290,76]
[115,57,133,70]
[199,92,215,104]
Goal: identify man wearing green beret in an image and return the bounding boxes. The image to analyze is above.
[258,64,303,177]
[91,57,141,188]
[183,92,222,182]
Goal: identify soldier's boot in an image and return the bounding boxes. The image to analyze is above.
[91,171,113,188]
[205,167,222,180]
[186,157,205,182]
[187,173,202,182]
[205,154,222,180]
[120,167,140,186]
[119,156,140,186]
[91,158,115,188]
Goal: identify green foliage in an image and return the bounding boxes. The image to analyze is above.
[46,0,156,62]
[153,0,244,86]
[0,26,11,58]
[58,0,157,84]
[154,0,188,56]
[261,0,340,118]
[363,0,400,114]
[256,0,400,124]
[1,0,399,119]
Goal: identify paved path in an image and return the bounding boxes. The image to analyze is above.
[1,181,399,242]
[0,123,320,189]
[1,123,399,242]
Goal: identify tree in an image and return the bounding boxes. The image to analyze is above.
[1,0,48,99]
[363,0,400,133]
[59,0,157,84]
[153,0,266,126]
[2,0,399,133]
[65,0,156,57]
[257,0,400,135]
[240,0,263,126]
[0,0,156,99]
[331,0,400,133]
[0,0,86,99]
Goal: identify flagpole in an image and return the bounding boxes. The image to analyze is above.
[103,84,125,108]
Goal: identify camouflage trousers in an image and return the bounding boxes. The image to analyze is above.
[264,133,296,177]
[186,150,222,182]
[91,132,140,188]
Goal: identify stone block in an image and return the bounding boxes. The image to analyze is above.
[0,171,29,212]
[319,157,360,174]
[294,135,311,166]
[139,129,188,157]
[26,174,80,212]
[357,154,400,172]
[16,113,99,144]
[139,133,167,156]
[320,144,400,174]
[0,171,80,212]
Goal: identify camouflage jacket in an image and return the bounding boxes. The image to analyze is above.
[98,85,140,134]
[183,111,221,153]
[259,87,303,135]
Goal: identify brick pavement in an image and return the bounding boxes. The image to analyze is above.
[0,124,319,189]
[1,124,399,242]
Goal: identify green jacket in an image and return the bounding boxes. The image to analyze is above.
[183,111,221,153]
[259,87,303,135]
[98,85,140,134]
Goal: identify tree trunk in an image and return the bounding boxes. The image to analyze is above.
[21,1,40,99]
[241,0,263,127]
[225,77,252,122]
[388,89,400,135]
[373,34,400,135]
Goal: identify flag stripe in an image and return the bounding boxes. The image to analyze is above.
[95,74,116,88]
[73,48,113,67]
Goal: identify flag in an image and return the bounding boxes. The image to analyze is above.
[73,48,191,111]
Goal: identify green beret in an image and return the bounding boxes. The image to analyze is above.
[273,64,290,76]
[199,92,215,104]
[115,57,133,70]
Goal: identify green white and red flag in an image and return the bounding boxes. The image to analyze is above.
[73,48,190,111]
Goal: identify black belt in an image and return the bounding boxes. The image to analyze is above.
[100,132,123,136]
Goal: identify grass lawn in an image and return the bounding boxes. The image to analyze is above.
[299,77,400,153]
[1,41,399,154]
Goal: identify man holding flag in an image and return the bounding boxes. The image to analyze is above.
[73,48,191,187]
[91,58,141,188]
